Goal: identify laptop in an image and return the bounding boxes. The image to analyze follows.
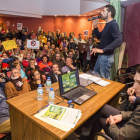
[78,42,90,52]
[58,69,97,105]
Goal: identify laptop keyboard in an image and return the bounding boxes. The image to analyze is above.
[65,88,89,100]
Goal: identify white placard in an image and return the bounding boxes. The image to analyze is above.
[84,30,88,36]
[27,40,40,49]
[17,23,22,30]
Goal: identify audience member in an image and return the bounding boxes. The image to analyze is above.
[25,58,46,79]
[13,48,23,61]
[29,69,46,91]
[39,55,52,73]
[53,47,64,59]
[42,45,49,55]
[61,57,76,73]
[13,62,27,78]
[68,50,77,67]
[36,50,43,64]
[4,68,31,99]
[46,63,61,84]
[67,38,78,51]
[0,89,10,134]
[22,52,31,68]
[62,47,69,59]
[52,53,65,70]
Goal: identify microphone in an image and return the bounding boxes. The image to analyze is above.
[88,15,101,21]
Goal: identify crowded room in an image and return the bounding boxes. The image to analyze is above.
[0,0,140,140]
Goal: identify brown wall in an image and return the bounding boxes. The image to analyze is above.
[0,16,105,37]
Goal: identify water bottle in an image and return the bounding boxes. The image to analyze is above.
[37,84,43,100]
[46,77,51,91]
[48,88,55,104]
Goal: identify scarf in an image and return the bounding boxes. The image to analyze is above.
[11,76,23,91]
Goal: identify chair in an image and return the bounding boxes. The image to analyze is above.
[94,132,112,140]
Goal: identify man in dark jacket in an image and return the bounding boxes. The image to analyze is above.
[25,58,46,79]
[0,89,10,133]
[46,63,61,84]
[52,53,65,70]
[67,38,78,51]
[76,66,140,140]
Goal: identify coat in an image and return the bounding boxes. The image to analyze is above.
[4,78,31,99]
[0,89,9,124]
[46,71,58,84]
[109,104,140,140]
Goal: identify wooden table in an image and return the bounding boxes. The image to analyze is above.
[7,80,125,140]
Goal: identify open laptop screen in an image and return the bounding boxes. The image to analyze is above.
[58,69,80,95]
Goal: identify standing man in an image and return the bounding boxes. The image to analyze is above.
[90,5,122,79]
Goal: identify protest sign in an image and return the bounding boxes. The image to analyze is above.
[27,40,40,49]
[2,40,17,50]
[38,35,47,44]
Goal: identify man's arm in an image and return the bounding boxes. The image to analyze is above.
[4,83,15,99]
[102,23,122,53]
[108,108,140,140]
[93,28,102,40]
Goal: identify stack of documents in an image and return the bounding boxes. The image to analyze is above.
[79,74,110,87]
[34,104,82,132]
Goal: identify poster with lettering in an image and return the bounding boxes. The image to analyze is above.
[2,40,17,50]
[27,40,40,49]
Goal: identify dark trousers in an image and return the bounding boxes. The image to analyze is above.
[83,60,93,73]
[75,104,126,140]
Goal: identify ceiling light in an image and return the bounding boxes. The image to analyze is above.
[98,11,100,12]
[90,13,92,14]
[79,15,81,17]
[66,15,68,16]
[55,15,57,17]
[84,15,86,16]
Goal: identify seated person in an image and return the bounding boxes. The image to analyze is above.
[4,68,31,99]
[36,51,43,64]
[46,63,61,84]
[68,50,77,67]
[11,57,24,69]
[13,47,23,62]
[0,89,10,134]
[42,45,49,55]
[22,52,31,68]
[47,50,53,62]
[60,38,68,48]
[13,62,27,79]
[53,47,64,59]
[50,44,55,54]
[52,53,65,70]
[29,69,46,91]
[25,58,46,79]
[62,47,69,60]
[75,66,140,140]
[61,57,76,73]
[39,55,52,74]
[27,49,35,59]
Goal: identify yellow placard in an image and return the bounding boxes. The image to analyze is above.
[2,40,17,51]
[38,35,47,44]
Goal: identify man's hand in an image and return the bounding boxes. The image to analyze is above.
[129,96,135,103]
[30,65,35,69]
[90,48,103,55]
[106,114,122,125]
[93,19,98,27]
[0,73,5,78]
[127,87,135,96]
[55,71,61,75]
[69,65,75,69]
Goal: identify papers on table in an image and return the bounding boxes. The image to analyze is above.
[79,74,110,87]
[34,105,82,132]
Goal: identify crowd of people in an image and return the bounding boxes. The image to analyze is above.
[0,28,99,136]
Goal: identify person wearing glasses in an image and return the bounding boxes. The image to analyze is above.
[29,69,46,91]
[4,68,31,99]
